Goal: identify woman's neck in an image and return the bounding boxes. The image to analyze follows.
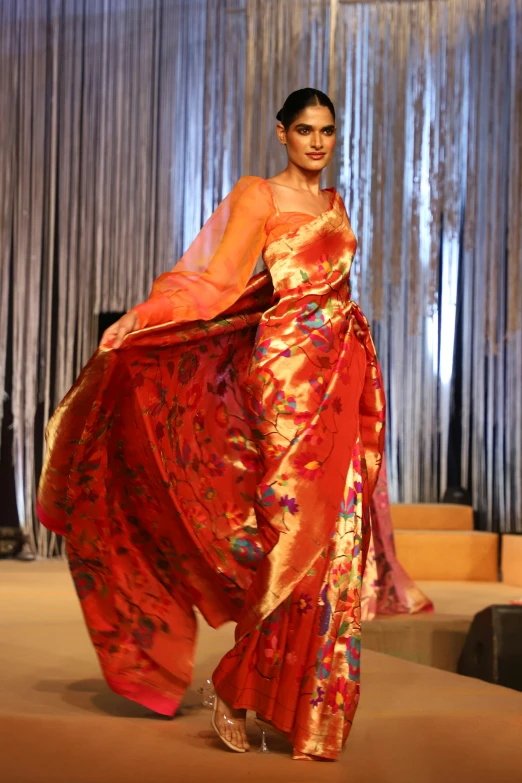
[270,163,323,195]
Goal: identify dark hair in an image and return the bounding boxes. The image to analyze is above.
[276,88,335,130]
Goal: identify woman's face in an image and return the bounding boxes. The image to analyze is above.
[278,105,336,172]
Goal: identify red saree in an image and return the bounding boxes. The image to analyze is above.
[37,176,385,760]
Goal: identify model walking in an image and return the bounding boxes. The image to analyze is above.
[38,88,385,760]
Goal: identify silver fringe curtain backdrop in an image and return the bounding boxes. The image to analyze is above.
[0,0,520,555]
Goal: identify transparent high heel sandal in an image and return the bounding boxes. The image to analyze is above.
[253,716,271,754]
[254,715,315,760]
[197,678,215,708]
[211,698,248,753]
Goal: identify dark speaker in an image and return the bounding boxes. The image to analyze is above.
[0,527,25,558]
[457,605,522,692]
[442,485,472,505]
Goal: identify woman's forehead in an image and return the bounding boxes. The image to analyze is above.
[290,105,335,126]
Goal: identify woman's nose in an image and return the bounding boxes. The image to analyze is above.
[310,132,323,150]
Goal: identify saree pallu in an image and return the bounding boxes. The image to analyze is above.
[38,178,385,759]
[362,457,434,620]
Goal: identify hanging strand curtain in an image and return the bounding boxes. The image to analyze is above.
[0,0,520,556]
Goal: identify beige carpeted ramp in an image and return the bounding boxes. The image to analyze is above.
[1,561,521,783]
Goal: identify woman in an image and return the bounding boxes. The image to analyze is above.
[37,88,385,761]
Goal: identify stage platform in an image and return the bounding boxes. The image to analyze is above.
[1,560,521,783]
[363,580,522,672]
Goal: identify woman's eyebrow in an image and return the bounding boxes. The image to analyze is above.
[294,123,336,130]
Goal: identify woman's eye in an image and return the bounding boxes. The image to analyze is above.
[298,128,310,134]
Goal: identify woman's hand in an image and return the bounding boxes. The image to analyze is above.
[99,311,139,350]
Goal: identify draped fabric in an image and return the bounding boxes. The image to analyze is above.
[362,456,434,621]
[37,180,385,758]
[1,0,521,556]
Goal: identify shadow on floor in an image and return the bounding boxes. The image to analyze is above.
[34,678,177,719]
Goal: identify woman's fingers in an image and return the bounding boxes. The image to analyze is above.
[99,311,139,349]
[99,326,117,348]
[99,323,122,349]
[114,325,128,349]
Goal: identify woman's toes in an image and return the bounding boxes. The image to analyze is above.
[213,697,249,751]
[225,725,235,745]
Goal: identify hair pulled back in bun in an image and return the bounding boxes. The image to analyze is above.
[276,88,335,130]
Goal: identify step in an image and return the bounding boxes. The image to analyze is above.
[393,530,498,581]
[501,534,522,587]
[362,581,522,671]
[390,503,474,531]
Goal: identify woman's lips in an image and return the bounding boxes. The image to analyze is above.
[306,153,326,160]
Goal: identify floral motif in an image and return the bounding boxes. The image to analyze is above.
[273,389,297,415]
[132,371,145,388]
[339,487,356,522]
[230,537,263,565]
[178,352,199,385]
[239,450,260,471]
[316,639,334,680]
[303,429,323,447]
[296,301,326,333]
[279,494,299,515]
[206,453,226,477]
[215,402,229,427]
[265,442,286,461]
[228,427,250,451]
[317,255,332,278]
[296,593,313,615]
[310,685,325,707]
[331,563,348,589]
[254,338,272,361]
[346,635,361,681]
[328,676,349,714]
[308,374,326,394]
[264,634,281,665]
[186,383,202,410]
[256,483,276,507]
[175,438,191,467]
[216,503,243,537]
[132,618,155,650]
[73,571,95,599]
[309,323,334,353]
[294,452,324,480]
[294,411,312,426]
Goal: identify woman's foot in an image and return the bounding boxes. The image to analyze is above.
[292,750,332,762]
[212,696,250,752]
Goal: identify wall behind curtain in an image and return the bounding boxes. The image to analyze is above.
[0,0,520,555]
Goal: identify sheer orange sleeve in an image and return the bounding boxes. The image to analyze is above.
[131,176,274,329]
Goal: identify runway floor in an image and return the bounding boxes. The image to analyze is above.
[1,560,521,783]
